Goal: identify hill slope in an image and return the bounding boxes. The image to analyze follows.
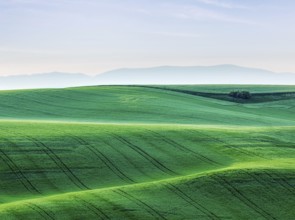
[0,85,294,219]
[0,85,295,125]
[0,121,294,219]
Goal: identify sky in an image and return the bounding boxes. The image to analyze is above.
[0,0,295,76]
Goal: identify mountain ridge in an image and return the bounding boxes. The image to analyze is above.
[1,65,295,90]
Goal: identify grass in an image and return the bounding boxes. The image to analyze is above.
[143,85,295,103]
[0,85,294,219]
[0,85,295,125]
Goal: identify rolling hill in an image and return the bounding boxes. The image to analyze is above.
[1,85,295,125]
[0,85,294,219]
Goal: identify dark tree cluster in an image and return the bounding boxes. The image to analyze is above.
[229,91,252,99]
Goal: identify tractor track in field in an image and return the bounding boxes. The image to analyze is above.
[90,192,139,220]
[264,170,295,195]
[243,170,295,201]
[72,196,110,220]
[109,133,177,176]
[244,170,295,196]
[145,129,220,166]
[0,101,59,117]
[114,189,168,220]
[189,130,267,159]
[165,183,220,220]
[239,170,291,202]
[22,93,102,111]
[101,138,151,178]
[19,94,89,111]
[38,91,108,105]
[100,136,154,180]
[243,170,276,193]
[69,135,134,184]
[212,175,277,220]
[26,202,55,220]
[26,136,89,190]
[0,139,40,194]
[36,92,92,103]
[4,138,62,191]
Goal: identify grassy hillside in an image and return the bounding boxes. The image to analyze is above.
[153,84,295,93]
[0,85,295,125]
[143,85,295,103]
[0,85,294,219]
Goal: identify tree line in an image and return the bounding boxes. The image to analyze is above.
[229,91,252,99]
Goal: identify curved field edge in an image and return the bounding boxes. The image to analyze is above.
[0,121,294,201]
[0,164,294,220]
[0,83,294,219]
[135,85,295,103]
[0,120,294,219]
[0,85,295,126]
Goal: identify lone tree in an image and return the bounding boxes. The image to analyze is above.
[229,90,252,99]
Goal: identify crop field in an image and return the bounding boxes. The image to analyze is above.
[0,85,294,219]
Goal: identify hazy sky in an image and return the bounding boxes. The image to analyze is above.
[1,0,295,75]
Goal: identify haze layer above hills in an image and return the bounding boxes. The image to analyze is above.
[1,65,295,90]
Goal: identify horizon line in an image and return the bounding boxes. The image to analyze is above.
[1,64,293,77]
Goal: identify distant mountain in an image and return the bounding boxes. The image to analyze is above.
[95,65,295,85]
[1,65,295,90]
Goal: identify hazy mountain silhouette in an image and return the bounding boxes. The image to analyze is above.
[96,65,295,85]
[1,65,295,90]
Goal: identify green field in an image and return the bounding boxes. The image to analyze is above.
[0,85,294,219]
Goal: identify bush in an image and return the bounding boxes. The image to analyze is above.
[229,91,252,99]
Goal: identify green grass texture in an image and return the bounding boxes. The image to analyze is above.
[0,85,294,219]
[0,85,295,125]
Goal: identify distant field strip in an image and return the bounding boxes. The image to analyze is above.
[136,85,295,103]
[0,85,295,125]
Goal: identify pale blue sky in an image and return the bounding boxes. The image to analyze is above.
[1,0,295,75]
